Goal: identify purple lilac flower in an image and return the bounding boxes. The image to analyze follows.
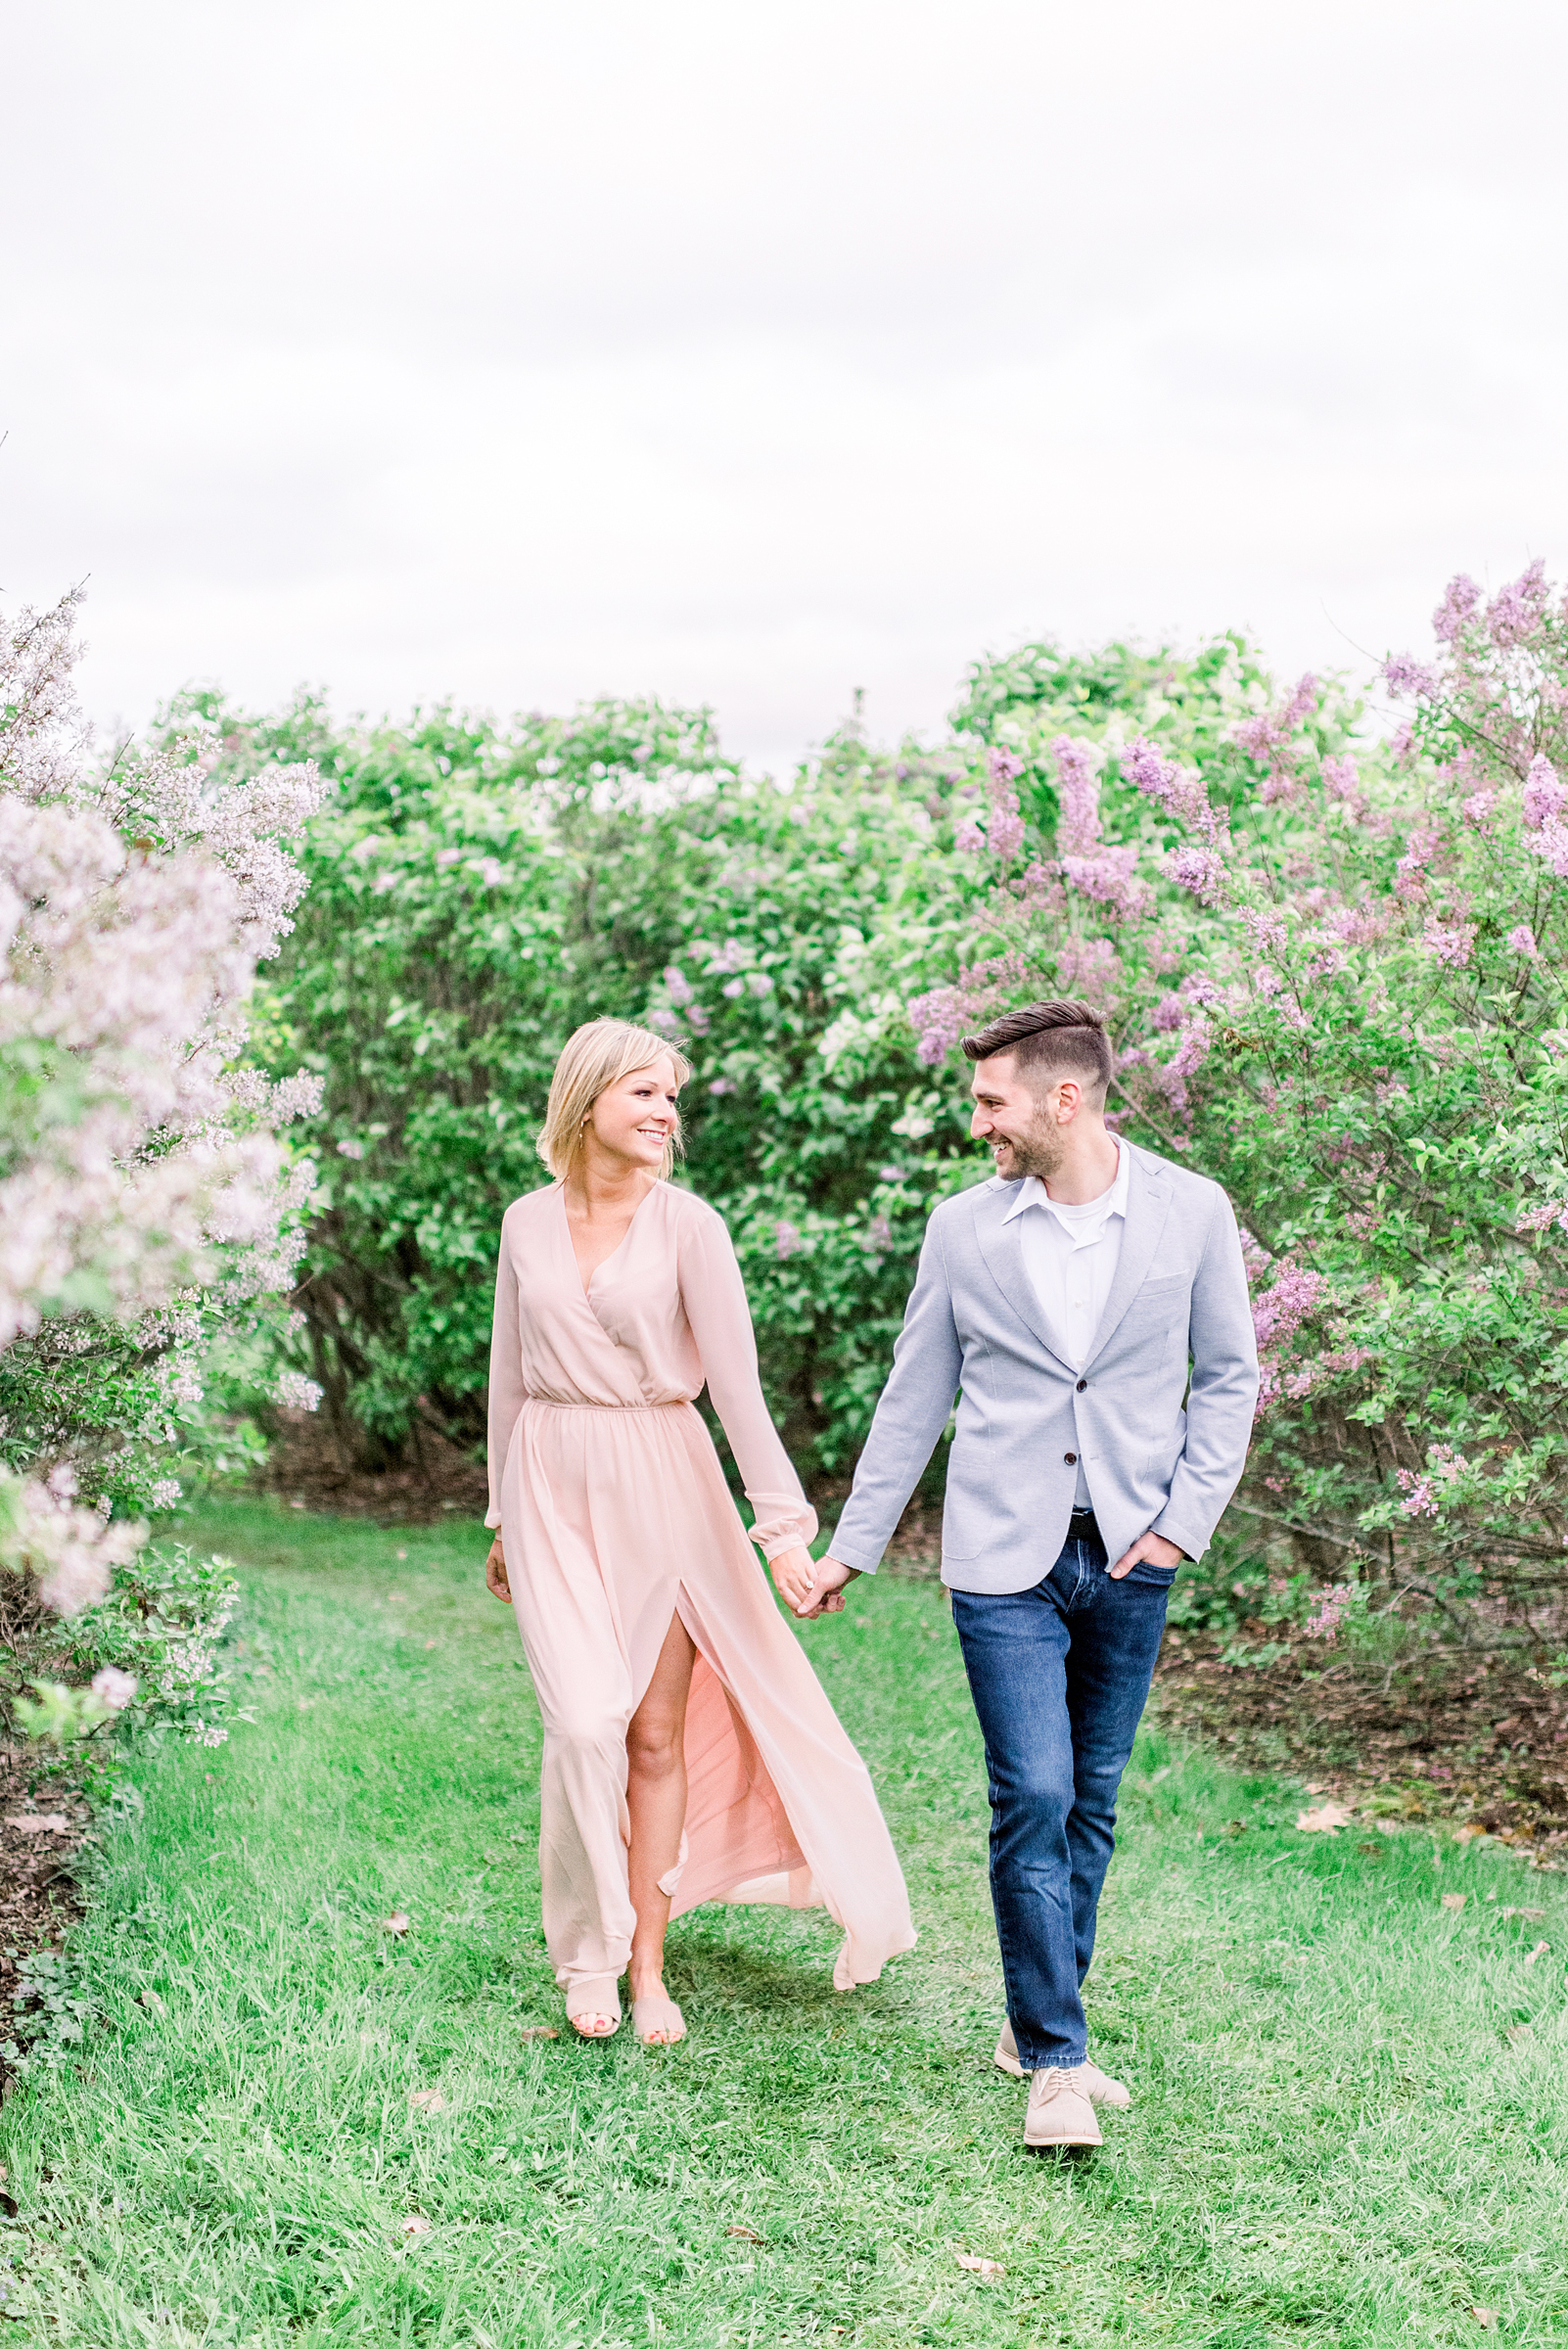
[664,964,695,1006]
[1420,916,1475,967]
[1251,1263,1327,1351]
[1051,733,1149,912]
[1487,559,1547,649]
[1397,1471,1438,1518]
[1507,925,1538,956]
[1382,653,1440,700]
[985,747,1026,864]
[1051,735,1102,855]
[1061,848,1151,918]
[1123,737,1223,843]
[774,1220,804,1261]
[1304,1586,1353,1642]
[1431,574,1481,644]
[1234,674,1319,787]
[1522,755,1568,830]
[1169,844,1229,904]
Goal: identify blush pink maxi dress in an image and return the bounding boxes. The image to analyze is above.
[486,1177,916,2020]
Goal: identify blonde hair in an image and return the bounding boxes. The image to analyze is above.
[537,1018,692,1179]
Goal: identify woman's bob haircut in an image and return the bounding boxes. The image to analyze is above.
[536,1019,692,1181]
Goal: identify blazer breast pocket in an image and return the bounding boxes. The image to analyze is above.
[1122,1272,1189,1324]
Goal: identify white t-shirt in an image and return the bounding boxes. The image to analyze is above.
[1002,1139,1129,1509]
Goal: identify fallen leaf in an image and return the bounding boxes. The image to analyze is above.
[726,2226,766,2244]
[1304,1780,1325,1794]
[1296,1802,1354,1834]
[4,1815,70,1834]
[400,2214,433,2238]
[395,1548,408,1560]
[423,1638,439,1650]
[1471,2310,1498,2330]
[381,1911,412,1935]
[1524,1940,1550,1966]
[137,1988,167,2016]
[519,2026,559,2041]
[1505,2024,1532,2046]
[1501,1907,1546,1921]
[408,2090,446,2113]
[1357,1841,1386,1858]
[954,2252,1006,2280]
[1441,1893,1468,1912]
[387,1592,406,1603]
[1454,1824,1486,1845]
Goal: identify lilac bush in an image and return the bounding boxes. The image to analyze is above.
[907,566,1568,1657]
[0,589,322,1733]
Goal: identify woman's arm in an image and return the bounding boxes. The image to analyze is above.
[485,1213,527,1534]
[676,1205,818,1562]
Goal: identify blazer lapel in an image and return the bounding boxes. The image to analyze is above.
[1084,1146,1173,1367]
[973,1183,1077,1374]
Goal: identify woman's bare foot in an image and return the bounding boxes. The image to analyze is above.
[565,1975,622,2040]
[628,1962,683,2044]
[630,1978,686,2046]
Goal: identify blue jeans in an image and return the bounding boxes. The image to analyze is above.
[950,1522,1175,2071]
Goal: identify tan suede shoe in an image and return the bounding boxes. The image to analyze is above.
[994,2018,1130,2107]
[1024,2064,1102,2147]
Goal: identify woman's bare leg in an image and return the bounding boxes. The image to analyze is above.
[624,1609,697,2037]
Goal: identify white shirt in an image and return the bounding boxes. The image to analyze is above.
[1002,1139,1129,1509]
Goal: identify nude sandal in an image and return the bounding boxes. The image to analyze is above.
[631,1993,686,2047]
[566,1975,622,2041]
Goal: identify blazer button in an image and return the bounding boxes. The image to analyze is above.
[1064,1451,1077,1465]
[1076,1378,1087,1392]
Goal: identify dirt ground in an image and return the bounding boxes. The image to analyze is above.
[0,1749,86,2092]
[1149,1626,1568,1858]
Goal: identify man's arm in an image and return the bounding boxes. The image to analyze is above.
[818,1215,964,1580]
[1148,1187,1261,1562]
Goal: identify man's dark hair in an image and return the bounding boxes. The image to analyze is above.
[960,998,1113,1103]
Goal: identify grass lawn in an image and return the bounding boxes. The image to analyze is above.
[2,1498,1566,2347]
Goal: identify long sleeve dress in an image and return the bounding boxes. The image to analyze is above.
[486,1176,916,2017]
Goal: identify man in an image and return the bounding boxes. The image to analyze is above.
[803,999,1258,2148]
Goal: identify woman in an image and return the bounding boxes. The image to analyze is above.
[485,1018,915,2046]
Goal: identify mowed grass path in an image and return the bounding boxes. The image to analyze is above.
[3,1501,1566,2347]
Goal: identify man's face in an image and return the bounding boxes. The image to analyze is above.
[969,1052,1078,1180]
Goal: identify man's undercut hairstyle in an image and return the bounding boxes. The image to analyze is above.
[960,998,1113,1105]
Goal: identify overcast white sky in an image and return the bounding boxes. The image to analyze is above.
[3,0,1565,772]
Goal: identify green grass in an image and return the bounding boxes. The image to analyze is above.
[3,1499,1567,2346]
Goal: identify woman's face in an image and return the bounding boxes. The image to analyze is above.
[588,1057,681,1170]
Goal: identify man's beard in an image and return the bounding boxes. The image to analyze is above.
[991,1118,1064,1181]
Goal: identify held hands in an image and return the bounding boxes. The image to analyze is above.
[767,1544,861,1619]
[484,1536,512,1603]
[1109,1529,1184,1582]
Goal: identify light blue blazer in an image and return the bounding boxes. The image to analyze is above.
[827,1142,1260,1593]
